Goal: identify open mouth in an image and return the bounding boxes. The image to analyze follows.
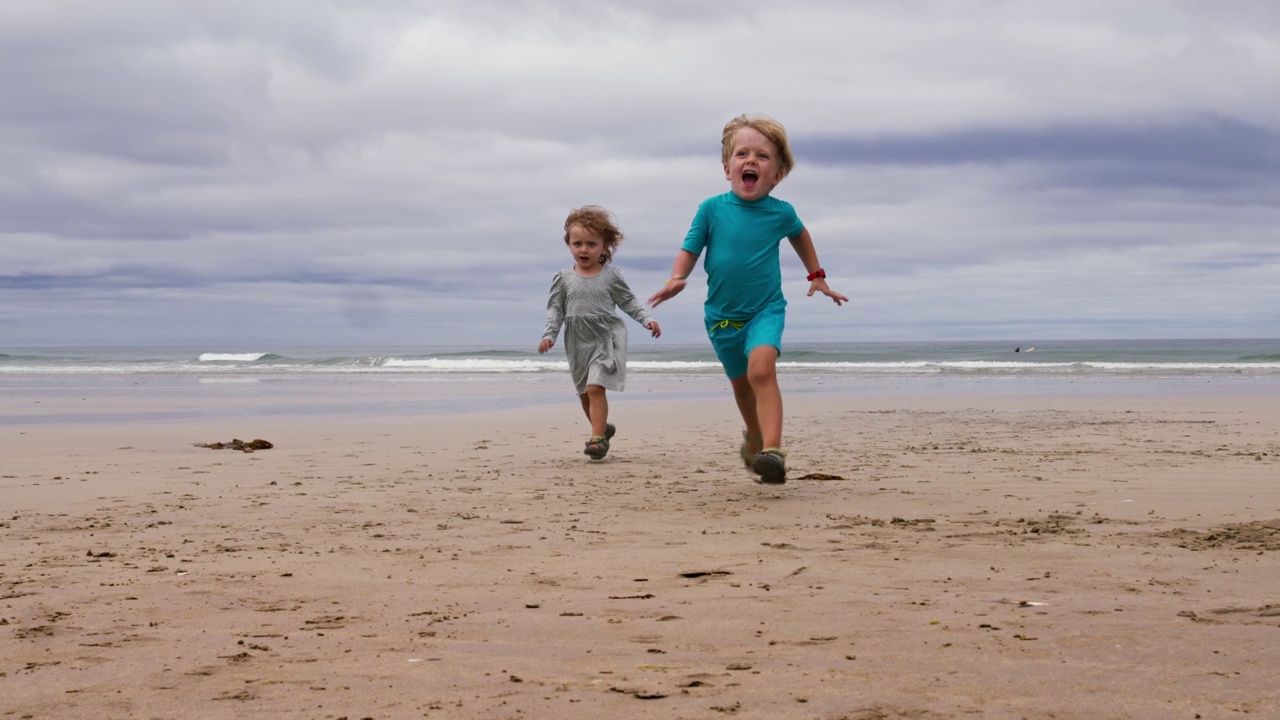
[742,170,758,187]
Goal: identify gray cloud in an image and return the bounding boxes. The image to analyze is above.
[1,0,1278,347]
[797,116,1279,183]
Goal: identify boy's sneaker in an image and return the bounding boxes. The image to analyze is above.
[752,449,787,485]
[584,436,610,460]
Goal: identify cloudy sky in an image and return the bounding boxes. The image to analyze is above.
[2,0,1277,349]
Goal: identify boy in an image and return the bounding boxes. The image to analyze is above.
[648,114,847,484]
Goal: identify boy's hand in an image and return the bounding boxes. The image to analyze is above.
[537,338,554,353]
[807,279,848,306]
[648,278,685,307]
[646,321,662,338]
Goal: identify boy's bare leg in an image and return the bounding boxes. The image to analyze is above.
[746,346,783,449]
[580,385,609,438]
[730,375,762,452]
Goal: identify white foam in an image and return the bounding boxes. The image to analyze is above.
[381,358,565,372]
[198,353,268,362]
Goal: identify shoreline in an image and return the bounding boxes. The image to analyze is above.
[4,371,1278,427]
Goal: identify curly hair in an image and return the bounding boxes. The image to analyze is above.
[563,205,624,265]
[721,113,795,179]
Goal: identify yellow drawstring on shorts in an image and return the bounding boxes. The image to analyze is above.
[711,319,745,332]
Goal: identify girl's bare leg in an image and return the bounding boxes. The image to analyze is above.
[579,385,609,438]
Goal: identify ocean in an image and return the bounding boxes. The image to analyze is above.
[4,339,1279,378]
[3,339,1279,425]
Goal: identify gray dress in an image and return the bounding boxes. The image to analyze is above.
[542,265,654,394]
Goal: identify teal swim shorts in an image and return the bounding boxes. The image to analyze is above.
[705,301,786,379]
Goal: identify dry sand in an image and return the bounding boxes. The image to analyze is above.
[3,390,1279,719]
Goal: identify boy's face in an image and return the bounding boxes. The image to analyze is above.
[724,126,784,202]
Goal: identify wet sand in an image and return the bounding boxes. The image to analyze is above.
[2,387,1279,719]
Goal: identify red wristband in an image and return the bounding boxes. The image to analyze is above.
[806,268,826,281]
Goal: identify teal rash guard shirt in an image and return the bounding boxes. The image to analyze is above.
[680,192,806,322]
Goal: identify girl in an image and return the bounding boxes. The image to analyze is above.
[539,206,661,459]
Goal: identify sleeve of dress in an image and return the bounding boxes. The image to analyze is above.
[542,271,566,341]
[609,268,654,327]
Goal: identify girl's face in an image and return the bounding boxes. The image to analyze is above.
[567,224,606,272]
[724,126,784,202]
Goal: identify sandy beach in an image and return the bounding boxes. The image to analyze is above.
[3,384,1279,719]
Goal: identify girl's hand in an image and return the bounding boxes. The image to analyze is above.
[807,279,849,306]
[648,278,685,307]
[538,338,554,353]
[646,321,662,339]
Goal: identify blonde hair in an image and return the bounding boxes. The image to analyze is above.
[563,205,624,265]
[721,113,795,178]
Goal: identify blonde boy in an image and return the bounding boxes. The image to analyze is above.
[649,114,847,484]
